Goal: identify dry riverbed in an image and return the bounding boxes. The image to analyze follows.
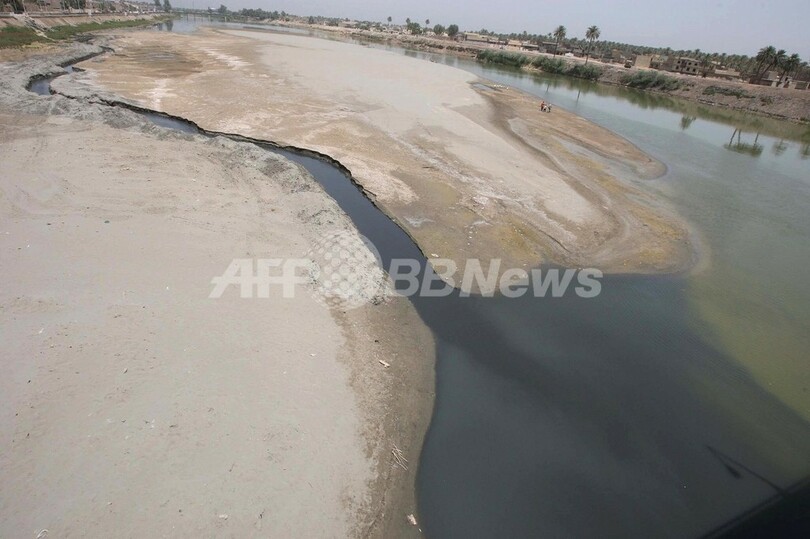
[0,44,433,537]
[73,28,695,275]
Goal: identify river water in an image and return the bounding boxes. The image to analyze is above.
[384,48,810,537]
[63,22,810,536]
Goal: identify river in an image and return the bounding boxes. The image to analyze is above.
[91,20,810,536]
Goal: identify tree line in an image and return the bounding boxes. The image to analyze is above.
[467,25,807,80]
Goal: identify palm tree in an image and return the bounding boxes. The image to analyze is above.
[553,25,566,56]
[387,16,392,28]
[425,18,430,32]
[752,45,777,82]
[777,53,801,86]
[794,61,808,79]
[584,25,600,64]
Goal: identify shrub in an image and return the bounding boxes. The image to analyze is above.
[0,26,46,48]
[477,49,530,68]
[475,51,602,81]
[531,56,566,73]
[620,71,681,91]
[566,63,602,81]
[703,85,753,99]
[45,19,155,40]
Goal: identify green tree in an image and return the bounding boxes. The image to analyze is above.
[387,16,392,27]
[217,4,227,15]
[752,45,777,81]
[163,0,171,12]
[584,25,600,64]
[425,18,430,32]
[553,25,566,55]
[447,24,459,38]
[777,52,802,85]
[433,24,445,36]
[153,0,160,8]
[406,21,422,35]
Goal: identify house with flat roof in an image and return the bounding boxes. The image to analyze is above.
[671,57,716,76]
[712,68,741,81]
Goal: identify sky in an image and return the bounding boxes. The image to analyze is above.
[172,0,809,58]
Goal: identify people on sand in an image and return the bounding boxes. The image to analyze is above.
[540,100,552,113]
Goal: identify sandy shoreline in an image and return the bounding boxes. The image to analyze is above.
[72,27,695,276]
[1,44,433,537]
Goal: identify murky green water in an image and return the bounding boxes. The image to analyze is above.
[395,51,810,537]
[430,57,810,421]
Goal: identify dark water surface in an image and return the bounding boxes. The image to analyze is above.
[40,27,810,536]
[281,131,810,537]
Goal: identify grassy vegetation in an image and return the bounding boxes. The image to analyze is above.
[0,26,45,48]
[563,63,602,81]
[476,49,603,81]
[531,56,566,73]
[620,71,682,91]
[476,49,531,68]
[703,85,754,99]
[0,18,159,49]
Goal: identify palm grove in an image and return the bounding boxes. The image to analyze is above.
[459,24,806,81]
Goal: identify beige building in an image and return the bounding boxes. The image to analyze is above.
[712,68,741,81]
[673,57,701,75]
[634,55,654,68]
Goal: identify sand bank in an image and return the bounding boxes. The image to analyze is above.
[0,45,432,537]
[74,28,694,275]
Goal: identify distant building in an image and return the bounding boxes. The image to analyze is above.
[461,33,506,46]
[749,71,808,88]
[751,70,784,87]
[538,41,558,54]
[634,54,654,69]
[673,57,701,75]
[649,55,669,70]
[601,49,626,64]
[712,68,741,81]
[462,33,491,43]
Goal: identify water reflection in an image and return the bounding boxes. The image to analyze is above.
[680,115,697,130]
[725,128,764,156]
[773,140,789,156]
